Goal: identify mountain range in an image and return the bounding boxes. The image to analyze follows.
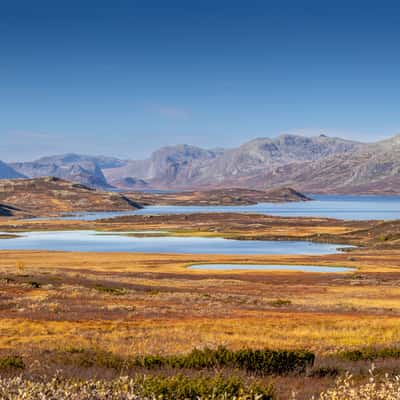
[2,133,400,194]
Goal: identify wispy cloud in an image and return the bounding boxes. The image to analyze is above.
[158,106,190,120]
[9,131,59,140]
[143,103,191,120]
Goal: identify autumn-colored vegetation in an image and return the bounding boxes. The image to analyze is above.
[0,212,400,398]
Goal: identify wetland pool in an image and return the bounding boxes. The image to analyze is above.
[0,230,352,255]
[188,264,355,272]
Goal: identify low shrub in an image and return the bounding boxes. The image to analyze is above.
[60,347,127,370]
[94,285,126,295]
[268,299,292,307]
[137,346,315,375]
[59,346,314,376]
[338,346,400,361]
[138,374,274,399]
[0,374,275,399]
[308,366,340,378]
[378,233,389,242]
[234,349,314,375]
[0,356,25,370]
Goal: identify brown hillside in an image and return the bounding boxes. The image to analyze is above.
[0,177,142,217]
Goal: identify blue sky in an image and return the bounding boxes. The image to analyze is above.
[1,0,400,161]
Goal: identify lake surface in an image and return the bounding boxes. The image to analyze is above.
[188,264,355,273]
[58,195,400,221]
[0,230,351,255]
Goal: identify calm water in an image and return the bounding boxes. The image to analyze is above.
[189,264,355,273]
[57,195,400,221]
[0,230,351,255]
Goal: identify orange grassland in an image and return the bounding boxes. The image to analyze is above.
[0,214,400,398]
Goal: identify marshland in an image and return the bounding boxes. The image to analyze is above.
[1,187,400,399]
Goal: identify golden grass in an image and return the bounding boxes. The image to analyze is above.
[2,314,400,356]
[0,247,399,358]
[0,209,398,364]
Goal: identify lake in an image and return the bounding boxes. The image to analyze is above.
[0,230,352,255]
[57,194,400,221]
[188,264,355,273]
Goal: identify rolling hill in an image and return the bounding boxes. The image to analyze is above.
[0,177,142,217]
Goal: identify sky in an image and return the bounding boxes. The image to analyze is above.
[1,0,400,161]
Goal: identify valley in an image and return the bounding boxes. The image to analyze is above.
[0,177,399,399]
[4,2,400,398]
[0,221,400,399]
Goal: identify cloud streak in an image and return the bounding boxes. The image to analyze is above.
[158,106,190,120]
[8,131,61,140]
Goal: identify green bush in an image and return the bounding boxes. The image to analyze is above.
[137,346,314,375]
[0,356,25,370]
[139,374,275,399]
[338,347,400,361]
[234,349,314,375]
[308,366,340,377]
[0,374,275,399]
[60,348,127,370]
[59,346,314,376]
[94,285,126,295]
[268,299,292,307]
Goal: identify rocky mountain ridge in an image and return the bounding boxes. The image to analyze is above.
[2,133,400,194]
[11,154,114,189]
[0,161,26,179]
[103,134,364,189]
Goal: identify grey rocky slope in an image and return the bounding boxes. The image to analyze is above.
[0,160,26,179]
[104,144,223,186]
[259,134,400,194]
[103,134,363,189]
[11,154,120,189]
[6,134,400,193]
[31,154,125,169]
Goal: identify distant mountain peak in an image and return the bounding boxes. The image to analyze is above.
[5,133,400,194]
[10,155,115,189]
[0,160,26,179]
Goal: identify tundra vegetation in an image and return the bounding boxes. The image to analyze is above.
[0,211,399,398]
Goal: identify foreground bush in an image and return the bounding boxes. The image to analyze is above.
[60,346,314,376]
[338,346,400,361]
[0,356,25,370]
[137,346,315,375]
[0,374,274,400]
